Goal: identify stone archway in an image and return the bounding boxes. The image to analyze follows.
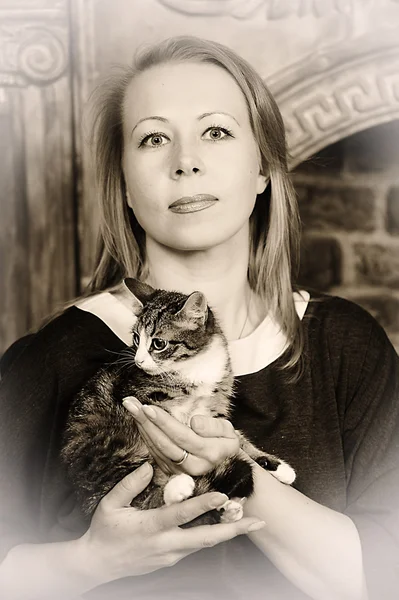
[277,44,399,168]
[71,0,399,285]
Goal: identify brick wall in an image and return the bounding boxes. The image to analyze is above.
[293,120,399,352]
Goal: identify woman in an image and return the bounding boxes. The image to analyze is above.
[0,36,398,600]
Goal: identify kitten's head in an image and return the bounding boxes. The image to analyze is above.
[124,278,228,381]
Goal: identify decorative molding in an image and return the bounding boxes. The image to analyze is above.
[0,86,7,109]
[157,0,399,20]
[157,0,261,18]
[0,1,66,20]
[0,24,67,85]
[282,52,399,167]
[69,0,101,286]
[0,1,64,8]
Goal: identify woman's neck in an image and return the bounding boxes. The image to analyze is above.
[142,235,265,341]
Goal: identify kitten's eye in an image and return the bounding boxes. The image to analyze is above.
[133,332,140,347]
[151,338,168,352]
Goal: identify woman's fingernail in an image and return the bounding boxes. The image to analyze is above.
[123,397,139,415]
[139,462,151,478]
[247,521,266,532]
[142,405,156,420]
[210,494,228,508]
[194,416,204,431]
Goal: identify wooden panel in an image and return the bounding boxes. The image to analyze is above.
[0,89,30,350]
[0,0,76,355]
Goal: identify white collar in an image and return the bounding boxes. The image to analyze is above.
[75,290,310,377]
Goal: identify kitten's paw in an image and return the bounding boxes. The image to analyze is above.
[256,456,296,485]
[255,456,270,471]
[218,498,244,523]
[272,462,296,485]
[163,473,195,506]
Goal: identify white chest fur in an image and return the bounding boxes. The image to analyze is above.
[167,336,230,425]
[174,335,228,386]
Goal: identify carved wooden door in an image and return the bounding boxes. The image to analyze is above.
[0,0,76,355]
[2,0,398,356]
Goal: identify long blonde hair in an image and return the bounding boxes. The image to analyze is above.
[86,36,304,377]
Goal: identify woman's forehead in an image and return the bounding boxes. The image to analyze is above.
[123,61,250,126]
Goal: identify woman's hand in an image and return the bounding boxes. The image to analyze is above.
[122,397,240,476]
[79,462,265,585]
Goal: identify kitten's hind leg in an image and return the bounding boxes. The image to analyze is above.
[163,473,195,506]
[255,455,296,484]
[237,430,296,485]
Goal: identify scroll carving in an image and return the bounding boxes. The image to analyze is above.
[0,25,67,86]
[156,0,398,19]
[283,59,399,165]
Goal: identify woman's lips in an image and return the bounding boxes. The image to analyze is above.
[169,194,218,214]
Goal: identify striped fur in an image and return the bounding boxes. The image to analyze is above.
[61,279,295,524]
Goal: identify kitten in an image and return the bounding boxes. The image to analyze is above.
[61,278,295,525]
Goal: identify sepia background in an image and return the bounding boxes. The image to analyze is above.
[1,0,399,356]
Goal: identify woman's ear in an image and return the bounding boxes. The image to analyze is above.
[256,171,270,195]
[125,189,133,209]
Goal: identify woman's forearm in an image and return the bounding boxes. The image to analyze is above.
[0,538,101,600]
[244,460,368,600]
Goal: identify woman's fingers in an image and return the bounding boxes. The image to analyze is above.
[101,462,153,510]
[142,403,237,443]
[190,414,237,439]
[124,396,237,449]
[135,423,180,474]
[172,517,266,551]
[124,397,203,454]
[137,418,186,463]
[123,397,240,475]
[155,492,229,530]
[152,492,266,544]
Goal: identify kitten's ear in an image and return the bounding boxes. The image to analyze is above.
[177,292,208,325]
[123,278,155,314]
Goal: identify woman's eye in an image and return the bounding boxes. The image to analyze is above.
[139,132,169,148]
[151,338,168,352]
[133,332,140,346]
[203,126,233,141]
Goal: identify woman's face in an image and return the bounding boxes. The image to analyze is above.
[122,60,267,252]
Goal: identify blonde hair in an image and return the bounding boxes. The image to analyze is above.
[86,36,303,377]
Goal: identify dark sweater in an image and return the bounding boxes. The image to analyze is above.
[1,294,398,600]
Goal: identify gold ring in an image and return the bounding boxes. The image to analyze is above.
[173,449,189,465]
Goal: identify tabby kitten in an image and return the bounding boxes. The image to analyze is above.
[61,278,295,525]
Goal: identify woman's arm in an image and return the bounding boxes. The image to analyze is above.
[125,401,367,600]
[0,463,263,600]
[0,538,96,600]
[243,458,367,600]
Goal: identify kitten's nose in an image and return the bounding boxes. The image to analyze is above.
[135,357,144,366]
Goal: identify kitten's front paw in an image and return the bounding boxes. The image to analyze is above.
[163,473,195,506]
[219,498,244,523]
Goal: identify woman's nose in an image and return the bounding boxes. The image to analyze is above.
[169,141,205,179]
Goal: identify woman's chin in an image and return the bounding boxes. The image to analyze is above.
[161,225,249,253]
[163,235,238,253]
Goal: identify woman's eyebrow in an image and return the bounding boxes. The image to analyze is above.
[131,111,240,136]
[198,111,240,125]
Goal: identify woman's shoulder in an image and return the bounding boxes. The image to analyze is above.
[305,291,396,360]
[306,291,379,330]
[0,307,81,377]
[0,294,130,380]
[75,289,136,345]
